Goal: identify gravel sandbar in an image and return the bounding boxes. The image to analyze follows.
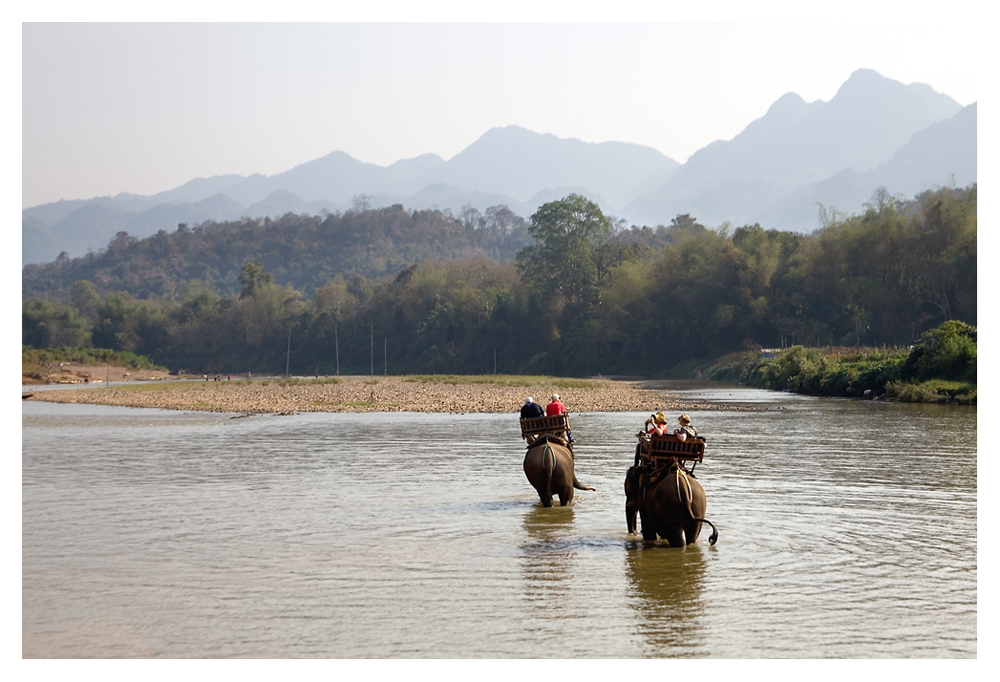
[25,376,741,415]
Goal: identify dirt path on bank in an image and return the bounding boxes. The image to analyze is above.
[23,375,751,415]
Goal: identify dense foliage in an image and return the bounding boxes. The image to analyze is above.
[706,320,976,403]
[22,204,532,300]
[22,186,976,380]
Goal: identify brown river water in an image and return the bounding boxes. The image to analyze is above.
[22,385,977,658]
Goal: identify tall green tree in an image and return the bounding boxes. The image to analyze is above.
[516,194,612,311]
[238,261,274,299]
[69,280,101,324]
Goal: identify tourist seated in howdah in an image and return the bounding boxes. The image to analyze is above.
[634,412,704,475]
[519,396,573,448]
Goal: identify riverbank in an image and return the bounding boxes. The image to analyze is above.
[22,375,746,415]
[22,363,177,385]
[22,346,172,385]
[705,322,977,405]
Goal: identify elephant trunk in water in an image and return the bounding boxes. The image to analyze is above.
[624,465,642,534]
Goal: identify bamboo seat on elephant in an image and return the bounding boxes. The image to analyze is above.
[637,433,706,464]
[520,414,571,443]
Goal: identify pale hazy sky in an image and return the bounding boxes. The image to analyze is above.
[21,13,980,208]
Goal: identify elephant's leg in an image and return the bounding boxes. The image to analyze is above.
[639,508,657,541]
[663,523,687,547]
[539,490,554,507]
[558,487,574,506]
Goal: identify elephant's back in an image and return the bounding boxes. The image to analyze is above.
[523,440,573,471]
[649,470,707,515]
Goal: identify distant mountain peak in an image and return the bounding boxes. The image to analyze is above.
[623,69,968,228]
[832,68,900,101]
[23,69,973,267]
[759,91,821,127]
[766,91,807,114]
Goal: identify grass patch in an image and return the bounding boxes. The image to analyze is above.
[402,374,602,389]
[104,380,212,392]
[260,377,342,387]
[885,379,977,404]
[339,400,397,408]
[22,345,167,371]
[108,377,344,392]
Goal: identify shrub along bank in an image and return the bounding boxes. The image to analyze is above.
[22,345,166,372]
[706,321,976,404]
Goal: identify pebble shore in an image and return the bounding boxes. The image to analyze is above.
[25,375,740,415]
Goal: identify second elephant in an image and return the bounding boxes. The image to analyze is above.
[625,462,718,546]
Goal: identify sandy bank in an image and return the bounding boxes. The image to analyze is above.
[24,376,746,415]
[22,363,176,385]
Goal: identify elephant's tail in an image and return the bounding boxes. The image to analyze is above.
[542,444,555,501]
[676,467,718,545]
[695,517,719,545]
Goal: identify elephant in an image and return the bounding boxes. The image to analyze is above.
[523,437,595,507]
[625,462,718,546]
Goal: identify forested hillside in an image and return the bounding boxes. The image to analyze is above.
[22,204,532,300]
[22,186,976,378]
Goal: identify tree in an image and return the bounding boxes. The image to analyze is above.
[238,261,274,299]
[23,299,91,348]
[484,205,522,235]
[70,280,101,324]
[905,320,977,382]
[516,194,612,311]
[351,193,372,213]
[459,204,483,234]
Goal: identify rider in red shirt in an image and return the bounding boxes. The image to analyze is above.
[545,394,573,445]
[546,394,566,416]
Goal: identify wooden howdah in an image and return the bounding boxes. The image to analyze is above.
[638,433,706,463]
[520,414,570,441]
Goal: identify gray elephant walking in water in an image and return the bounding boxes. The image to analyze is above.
[625,462,718,546]
[523,438,595,507]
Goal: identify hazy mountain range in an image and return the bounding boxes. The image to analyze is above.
[23,68,976,265]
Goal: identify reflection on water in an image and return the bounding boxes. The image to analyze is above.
[625,543,708,656]
[519,506,577,632]
[23,392,976,658]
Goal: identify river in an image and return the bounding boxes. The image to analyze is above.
[22,385,977,657]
